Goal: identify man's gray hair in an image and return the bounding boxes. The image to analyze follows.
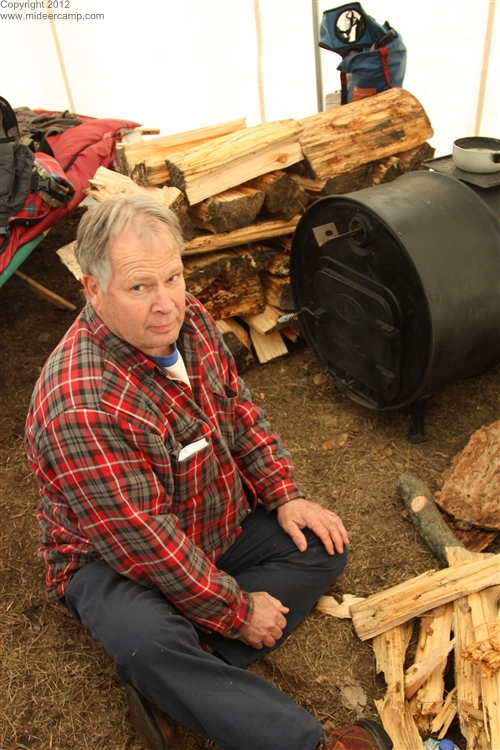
[74,195,184,290]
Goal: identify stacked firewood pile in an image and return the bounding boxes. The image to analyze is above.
[68,87,435,370]
[317,422,500,750]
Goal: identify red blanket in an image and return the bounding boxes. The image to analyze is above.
[0,113,140,274]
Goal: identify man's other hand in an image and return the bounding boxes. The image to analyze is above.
[238,592,289,650]
[277,498,349,555]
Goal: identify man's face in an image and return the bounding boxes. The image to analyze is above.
[83,224,186,357]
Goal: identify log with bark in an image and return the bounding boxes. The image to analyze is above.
[434,421,500,532]
[215,318,254,373]
[246,170,308,220]
[183,245,274,320]
[398,474,465,566]
[166,119,304,205]
[299,88,434,180]
[114,118,247,186]
[187,186,265,234]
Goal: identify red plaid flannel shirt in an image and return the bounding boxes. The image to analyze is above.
[25,295,304,637]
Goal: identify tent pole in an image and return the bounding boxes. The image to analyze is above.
[311,0,324,112]
[474,0,496,135]
[253,0,266,124]
[44,0,76,113]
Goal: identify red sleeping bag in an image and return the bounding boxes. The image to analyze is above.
[0,114,140,274]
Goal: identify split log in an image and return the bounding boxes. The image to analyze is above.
[85,166,198,241]
[242,305,285,336]
[299,88,434,180]
[288,173,327,195]
[183,246,274,319]
[405,636,456,701]
[192,273,264,320]
[430,687,458,739]
[166,119,303,205]
[372,622,424,749]
[462,630,500,677]
[315,594,366,619]
[398,474,465,566]
[56,241,81,282]
[468,584,500,749]
[447,547,491,750]
[216,319,254,374]
[114,118,247,186]
[86,165,180,205]
[281,326,300,343]
[371,156,405,186]
[188,186,265,234]
[249,328,288,364]
[397,142,435,170]
[270,236,293,253]
[246,170,308,220]
[350,553,500,641]
[266,252,290,277]
[434,421,500,531]
[259,271,294,310]
[409,604,455,730]
[183,217,300,256]
[322,164,374,195]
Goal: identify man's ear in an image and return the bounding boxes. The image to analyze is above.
[82,275,102,313]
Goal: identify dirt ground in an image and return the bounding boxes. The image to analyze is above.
[1,217,499,750]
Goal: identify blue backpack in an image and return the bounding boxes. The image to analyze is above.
[319,3,407,104]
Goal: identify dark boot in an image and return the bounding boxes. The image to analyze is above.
[320,720,393,750]
[125,684,175,750]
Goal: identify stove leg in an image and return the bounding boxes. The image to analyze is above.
[407,397,429,443]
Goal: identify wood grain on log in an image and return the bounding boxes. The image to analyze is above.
[166,119,303,204]
[246,170,308,220]
[85,167,198,240]
[260,271,294,310]
[350,554,500,641]
[409,604,454,730]
[299,88,434,180]
[188,186,265,234]
[250,328,288,364]
[114,118,247,186]
[183,217,300,256]
[372,623,424,749]
[183,246,273,319]
[448,548,491,749]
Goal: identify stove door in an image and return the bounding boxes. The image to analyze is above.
[314,266,401,402]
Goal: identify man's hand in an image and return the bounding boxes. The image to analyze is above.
[238,591,289,650]
[277,498,349,555]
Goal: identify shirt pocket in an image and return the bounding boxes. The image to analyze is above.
[170,433,218,503]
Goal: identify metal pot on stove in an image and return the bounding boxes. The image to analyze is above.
[290,171,500,436]
[453,136,500,174]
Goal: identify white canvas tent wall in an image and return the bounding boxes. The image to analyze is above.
[0,0,498,158]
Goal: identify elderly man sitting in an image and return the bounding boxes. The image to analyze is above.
[25,195,392,750]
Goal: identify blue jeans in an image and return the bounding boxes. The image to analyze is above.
[64,505,347,750]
